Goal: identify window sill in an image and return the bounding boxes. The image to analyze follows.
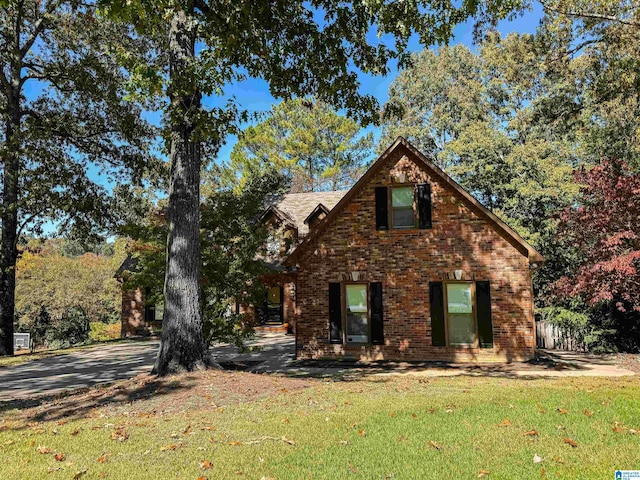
[377,228,424,234]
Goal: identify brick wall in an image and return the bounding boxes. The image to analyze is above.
[121,288,148,337]
[293,145,535,362]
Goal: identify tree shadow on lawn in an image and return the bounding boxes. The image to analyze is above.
[247,349,593,382]
[0,368,316,429]
[0,373,196,426]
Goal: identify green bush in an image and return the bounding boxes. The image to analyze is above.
[89,321,121,342]
[45,306,90,349]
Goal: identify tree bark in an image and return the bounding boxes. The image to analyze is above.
[0,55,22,356]
[152,7,210,375]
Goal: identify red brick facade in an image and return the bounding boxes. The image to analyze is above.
[288,141,538,362]
[121,287,148,337]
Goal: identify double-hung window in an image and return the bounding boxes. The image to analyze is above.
[328,282,384,345]
[429,280,493,348]
[375,184,432,230]
[445,282,475,345]
[345,284,369,343]
[391,186,415,229]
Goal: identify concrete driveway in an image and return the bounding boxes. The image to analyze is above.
[0,341,159,402]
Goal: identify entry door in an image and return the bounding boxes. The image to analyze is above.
[265,286,284,324]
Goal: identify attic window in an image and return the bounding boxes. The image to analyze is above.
[375,184,432,230]
[391,186,415,228]
[304,203,330,229]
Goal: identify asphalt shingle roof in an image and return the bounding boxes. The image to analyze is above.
[266,190,347,237]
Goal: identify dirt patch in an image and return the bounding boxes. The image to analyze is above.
[613,353,640,373]
[2,369,316,425]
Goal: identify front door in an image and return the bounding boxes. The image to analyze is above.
[261,286,284,325]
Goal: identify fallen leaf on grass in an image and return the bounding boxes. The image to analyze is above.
[613,422,625,433]
[428,407,436,414]
[37,446,51,454]
[630,429,638,435]
[228,441,243,446]
[54,452,65,461]
[200,460,213,470]
[197,477,208,480]
[340,440,350,446]
[556,408,568,415]
[428,441,442,450]
[563,438,578,448]
[183,424,192,435]
[110,427,129,442]
[523,430,539,436]
[349,464,359,474]
[71,429,80,436]
[388,412,396,417]
[411,413,418,419]
[281,436,295,445]
[533,454,544,464]
[583,408,593,417]
[97,454,108,463]
[552,456,564,464]
[201,426,216,431]
[357,429,366,437]
[497,418,512,427]
[478,469,490,478]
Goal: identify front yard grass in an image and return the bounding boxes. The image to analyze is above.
[0,372,638,479]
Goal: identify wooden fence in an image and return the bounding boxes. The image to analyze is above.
[535,320,586,351]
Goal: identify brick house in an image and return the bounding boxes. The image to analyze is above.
[284,137,543,362]
[120,137,542,362]
[118,191,346,336]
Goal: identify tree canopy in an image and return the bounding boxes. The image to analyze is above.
[225,98,373,193]
[0,0,157,355]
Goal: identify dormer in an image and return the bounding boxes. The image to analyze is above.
[303,203,330,230]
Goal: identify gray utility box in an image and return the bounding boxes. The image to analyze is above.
[13,333,30,351]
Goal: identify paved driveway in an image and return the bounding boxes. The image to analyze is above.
[0,341,159,402]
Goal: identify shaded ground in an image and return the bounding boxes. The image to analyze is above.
[0,369,315,425]
[0,333,635,405]
[0,341,159,401]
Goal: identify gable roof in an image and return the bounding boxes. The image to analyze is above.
[264,190,347,237]
[303,203,330,225]
[284,137,544,265]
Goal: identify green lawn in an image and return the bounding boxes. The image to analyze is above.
[0,373,638,479]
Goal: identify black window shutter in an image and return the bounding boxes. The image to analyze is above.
[429,281,446,346]
[375,187,389,230]
[370,282,384,345]
[144,304,155,323]
[417,183,432,229]
[476,281,494,348]
[329,283,342,344]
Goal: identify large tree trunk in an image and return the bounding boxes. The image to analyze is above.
[0,72,21,356]
[152,8,210,375]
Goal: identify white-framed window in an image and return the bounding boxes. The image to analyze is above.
[391,186,415,228]
[345,284,368,343]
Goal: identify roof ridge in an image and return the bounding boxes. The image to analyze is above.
[283,136,544,266]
